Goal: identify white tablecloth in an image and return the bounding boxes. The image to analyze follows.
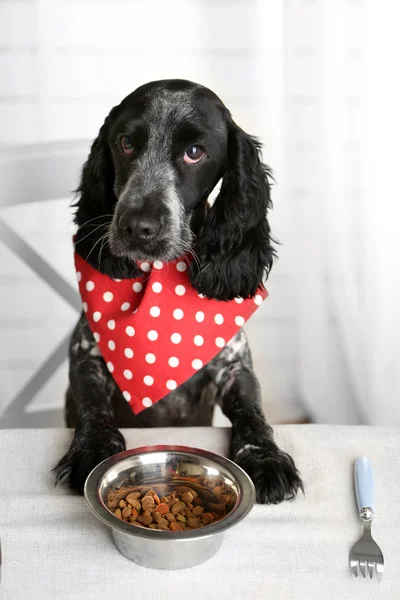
[0,425,399,600]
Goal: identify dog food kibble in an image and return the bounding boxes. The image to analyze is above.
[170,501,186,516]
[182,491,194,504]
[192,505,204,517]
[169,521,184,531]
[126,492,140,503]
[201,512,215,526]
[187,517,200,529]
[129,508,138,522]
[122,505,132,519]
[106,477,233,532]
[137,510,153,526]
[141,495,155,511]
[165,512,176,523]
[155,502,169,514]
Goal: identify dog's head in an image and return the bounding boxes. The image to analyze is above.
[75,79,275,300]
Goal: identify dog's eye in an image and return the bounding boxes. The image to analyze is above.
[184,145,205,164]
[120,135,135,155]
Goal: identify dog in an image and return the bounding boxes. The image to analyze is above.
[54,79,303,504]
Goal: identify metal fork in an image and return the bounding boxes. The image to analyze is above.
[349,456,384,580]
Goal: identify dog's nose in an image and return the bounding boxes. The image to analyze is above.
[120,214,161,242]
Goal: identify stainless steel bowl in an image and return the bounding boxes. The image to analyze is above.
[84,445,255,570]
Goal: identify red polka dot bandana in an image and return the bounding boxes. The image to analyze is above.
[75,252,268,414]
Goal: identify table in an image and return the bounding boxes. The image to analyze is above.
[0,425,399,599]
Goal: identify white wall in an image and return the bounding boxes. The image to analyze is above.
[0,0,311,423]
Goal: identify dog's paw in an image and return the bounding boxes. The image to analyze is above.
[233,443,304,504]
[53,427,126,494]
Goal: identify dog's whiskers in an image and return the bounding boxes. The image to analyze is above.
[75,223,111,245]
[98,233,109,269]
[75,214,114,232]
[77,214,114,231]
[173,239,201,273]
[86,232,109,263]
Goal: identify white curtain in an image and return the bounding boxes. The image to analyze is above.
[282,0,400,425]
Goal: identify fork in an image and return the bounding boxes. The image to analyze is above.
[349,456,384,580]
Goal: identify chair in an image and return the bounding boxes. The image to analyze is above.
[0,141,89,428]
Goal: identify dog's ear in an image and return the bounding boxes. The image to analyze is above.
[72,104,139,279]
[74,104,120,228]
[190,121,276,300]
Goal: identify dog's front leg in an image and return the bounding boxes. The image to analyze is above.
[211,333,303,504]
[219,364,303,504]
[53,320,126,494]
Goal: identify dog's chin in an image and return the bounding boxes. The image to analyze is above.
[109,234,184,263]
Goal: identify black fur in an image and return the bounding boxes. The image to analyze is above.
[54,79,303,503]
[190,124,276,300]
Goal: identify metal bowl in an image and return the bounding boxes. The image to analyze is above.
[84,445,255,570]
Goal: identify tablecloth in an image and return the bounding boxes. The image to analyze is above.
[0,425,399,600]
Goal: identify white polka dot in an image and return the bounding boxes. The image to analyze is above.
[194,335,204,346]
[214,313,224,325]
[103,291,113,302]
[108,340,116,351]
[144,375,154,386]
[234,297,244,304]
[86,280,95,291]
[149,306,161,317]
[93,332,100,343]
[121,302,130,311]
[107,362,114,372]
[124,348,134,359]
[147,330,158,341]
[123,369,133,380]
[82,302,88,313]
[107,319,115,330]
[93,311,102,322]
[192,359,203,370]
[76,271,82,282]
[195,311,205,323]
[145,353,156,364]
[168,357,179,368]
[133,282,143,292]
[235,315,245,327]
[142,397,152,408]
[198,293,205,299]
[141,261,151,272]
[215,337,225,348]
[176,261,187,272]
[254,294,263,305]
[153,260,163,270]
[132,308,138,314]
[152,282,162,293]
[175,284,186,296]
[171,333,182,344]
[173,308,184,320]
[113,279,121,282]
[166,380,177,391]
[126,326,135,337]
[123,391,131,401]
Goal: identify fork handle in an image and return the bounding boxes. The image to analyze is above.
[354,456,375,514]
